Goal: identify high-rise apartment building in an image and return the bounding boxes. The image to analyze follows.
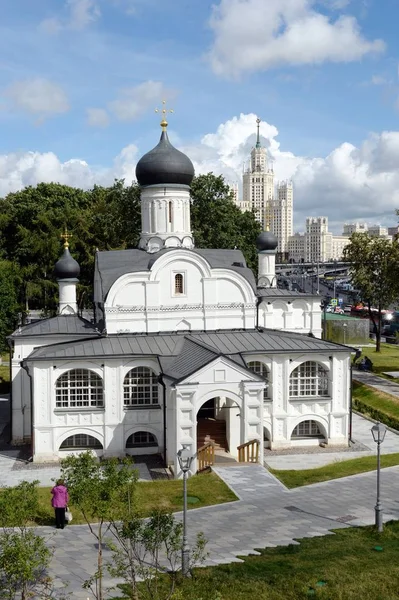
[272,181,293,254]
[241,119,293,253]
[305,217,332,263]
[242,119,274,230]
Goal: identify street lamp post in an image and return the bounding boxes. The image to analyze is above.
[177,447,194,577]
[371,422,387,533]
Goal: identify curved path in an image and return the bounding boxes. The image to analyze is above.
[43,463,399,599]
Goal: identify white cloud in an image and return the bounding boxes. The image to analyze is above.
[40,0,101,33]
[86,107,110,127]
[0,144,139,197]
[207,0,385,78]
[108,81,173,122]
[2,114,399,232]
[2,78,69,119]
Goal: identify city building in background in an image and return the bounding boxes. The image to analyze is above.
[235,119,293,254]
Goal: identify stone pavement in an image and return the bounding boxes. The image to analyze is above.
[39,463,399,598]
[0,451,165,487]
[353,369,399,398]
[265,412,399,470]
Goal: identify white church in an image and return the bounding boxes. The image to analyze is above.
[9,115,352,474]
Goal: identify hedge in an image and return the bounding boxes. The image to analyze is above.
[353,398,399,431]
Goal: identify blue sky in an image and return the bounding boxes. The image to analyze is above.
[1,0,399,230]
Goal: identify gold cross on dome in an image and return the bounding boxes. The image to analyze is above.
[155,99,174,131]
[61,227,72,249]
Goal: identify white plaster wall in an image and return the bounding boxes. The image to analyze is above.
[30,357,165,462]
[139,186,194,251]
[105,249,257,334]
[259,298,322,338]
[11,334,95,445]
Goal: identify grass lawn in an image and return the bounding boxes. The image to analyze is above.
[113,521,399,600]
[270,453,399,489]
[352,381,399,430]
[33,471,237,526]
[361,343,399,374]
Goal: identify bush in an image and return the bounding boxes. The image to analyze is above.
[353,398,399,431]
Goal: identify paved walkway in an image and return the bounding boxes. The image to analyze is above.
[39,463,399,598]
[353,370,399,398]
[0,451,166,487]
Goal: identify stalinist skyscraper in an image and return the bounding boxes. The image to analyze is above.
[241,118,293,255]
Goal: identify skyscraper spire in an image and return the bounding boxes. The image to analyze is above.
[255,117,261,148]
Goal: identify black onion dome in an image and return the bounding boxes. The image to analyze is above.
[135,130,194,187]
[256,231,278,251]
[54,247,80,279]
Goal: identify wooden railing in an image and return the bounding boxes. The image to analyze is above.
[237,439,260,463]
[197,442,215,472]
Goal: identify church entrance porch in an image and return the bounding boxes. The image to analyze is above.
[196,396,242,458]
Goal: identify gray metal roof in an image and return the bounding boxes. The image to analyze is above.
[11,315,100,338]
[258,288,318,299]
[93,248,257,304]
[26,328,350,366]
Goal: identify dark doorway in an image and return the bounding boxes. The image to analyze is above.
[197,398,215,419]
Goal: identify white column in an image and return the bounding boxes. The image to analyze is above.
[58,279,78,314]
[258,251,277,287]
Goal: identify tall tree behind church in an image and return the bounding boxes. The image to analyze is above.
[191,173,261,272]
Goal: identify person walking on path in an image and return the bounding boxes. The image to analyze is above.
[51,479,69,529]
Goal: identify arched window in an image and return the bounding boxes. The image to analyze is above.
[175,273,184,295]
[123,367,159,407]
[126,432,158,448]
[247,361,270,400]
[168,201,173,224]
[291,420,324,439]
[60,434,103,449]
[55,369,104,409]
[289,361,329,397]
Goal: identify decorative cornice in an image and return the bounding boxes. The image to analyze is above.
[106,302,256,314]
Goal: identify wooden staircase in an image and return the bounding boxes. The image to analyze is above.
[197,418,228,452]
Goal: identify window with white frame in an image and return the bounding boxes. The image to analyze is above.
[174,273,184,295]
[126,431,158,448]
[55,369,104,409]
[289,361,329,397]
[123,367,159,407]
[60,434,103,449]
[291,420,324,439]
[247,361,270,400]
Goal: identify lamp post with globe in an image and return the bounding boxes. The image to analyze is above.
[177,447,194,576]
[371,422,387,532]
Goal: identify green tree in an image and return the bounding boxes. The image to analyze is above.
[0,261,21,352]
[190,173,261,272]
[108,510,208,600]
[60,452,138,600]
[343,233,399,352]
[0,481,67,599]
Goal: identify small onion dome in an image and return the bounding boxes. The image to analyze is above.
[135,130,194,187]
[256,230,278,251]
[54,247,80,279]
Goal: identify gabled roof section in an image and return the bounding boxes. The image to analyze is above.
[26,328,350,362]
[10,315,100,338]
[159,338,219,381]
[93,247,257,304]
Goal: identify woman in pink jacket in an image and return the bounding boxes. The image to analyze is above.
[51,479,69,529]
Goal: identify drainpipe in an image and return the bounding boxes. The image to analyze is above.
[21,361,34,460]
[158,374,167,468]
